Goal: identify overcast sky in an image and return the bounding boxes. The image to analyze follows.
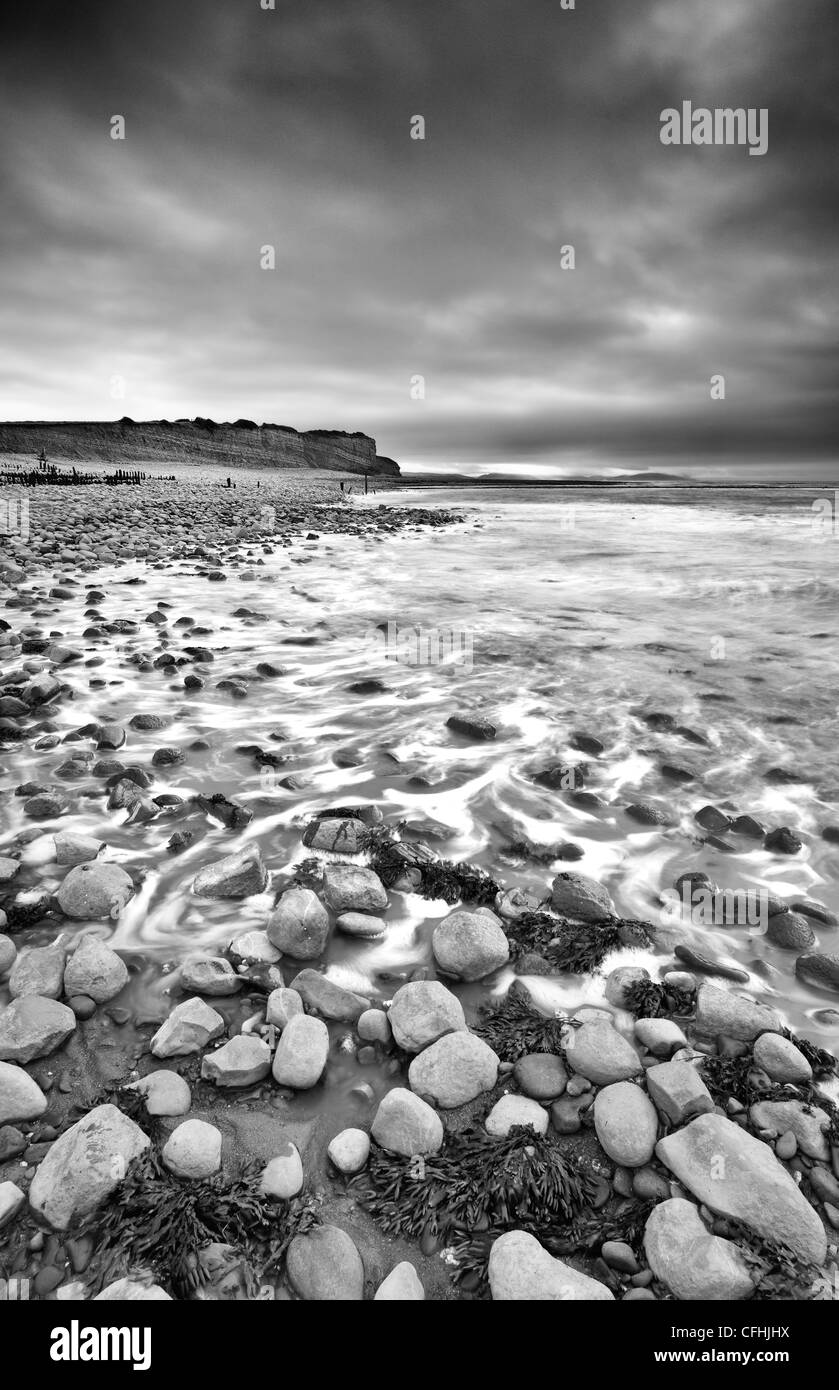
[1,0,837,476]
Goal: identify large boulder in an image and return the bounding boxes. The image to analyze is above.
[321,864,388,914]
[0,996,76,1063]
[0,1061,48,1125]
[9,944,66,1000]
[594,1081,658,1167]
[150,998,225,1058]
[192,844,268,898]
[286,1224,364,1300]
[371,1088,443,1156]
[28,1104,149,1229]
[432,909,509,981]
[644,1199,755,1300]
[201,1035,271,1088]
[388,980,467,1053]
[289,969,368,1021]
[56,863,134,921]
[550,873,614,922]
[408,1032,499,1108]
[63,935,128,1003]
[162,1119,222,1179]
[271,1014,329,1088]
[267,887,330,959]
[565,1021,642,1085]
[488,1230,614,1300]
[693,983,782,1042]
[656,1112,827,1266]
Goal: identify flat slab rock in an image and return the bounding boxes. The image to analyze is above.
[0,996,76,1063]
[656,1112,827,1267]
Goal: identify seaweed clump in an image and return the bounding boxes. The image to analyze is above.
[473,985,567,1062]
[508,911,653,975]
[73,1150,319,1298]
[365,825,500,905]
[352,1125,596,1292]
[622,977,695,1019]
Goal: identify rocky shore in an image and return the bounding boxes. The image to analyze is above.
[1,474,838,1303]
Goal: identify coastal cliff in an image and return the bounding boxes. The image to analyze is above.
[0,418,400,476]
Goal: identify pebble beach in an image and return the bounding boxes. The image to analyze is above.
[1,467,839,1304]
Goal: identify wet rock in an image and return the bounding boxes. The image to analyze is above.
[644,1199,754,1301]
[634,1018,687,1058]
[24,792,69,820]
[162,1119,222,1179]
[646,1060,715,1125]
[694,806,731,833]
[0,1060,48,1125]
[374,1262,425,1300]
[565,1021,642,1085]
[265,987,304,1030]
[267,887,330,960]
[129,713,171,731]
[271,1014,329,1088]
[192,843,268,898]
[63,935,129,1003]
[228,930,281,966]
[286,1224,364,1300]
[795,952,839,993]
[791,898,838,927]
[488,1230,614,1301]
[181,955,242,997]
[673,945,749,984]
[752,1033,812,1084]
[485,1094,549,1137]
[0,1182,26,1231]
[202,1035,271,1087]
[0,996,76,1063]
[328,1128,371,1175]
[766,911,815,951]
[731,815,765,838]
[694,982,782,1041]
[371,1087,444,1156]
[125,1070,191,1116]
[56,862,134,921]
[150,998,225,1058]
[321,864,388,914]
[29,1104,149,1229]
[335,911,386,939]
[550,872,613,922]
[53,831,104,866]
[302,817,366,853]
[432,908,509,981]
[408,1032,499,1108]
[9,944,66,1000]
[749,1099,831,1160]
[388,980,467,1053]
[625,802,677,828]
[605,965,651,1008]
[289,969,368,1021]
[96,723,126,751]
[656,1112,826,1266]
[446,713,496,741]
[764,826,803,855]
[513,1053,568,1101]
[260,1142,304,1198]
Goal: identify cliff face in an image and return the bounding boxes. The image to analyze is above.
[0,419,400,476]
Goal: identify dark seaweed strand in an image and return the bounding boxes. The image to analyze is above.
[70,1150,320,1298]
[622,977,695,1019]
[472,988,567,1062]
[363,823,501,905]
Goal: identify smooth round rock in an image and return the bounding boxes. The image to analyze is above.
[371,1088,443,1156]
[162,1119,221,1179]
[388,980,466,1052]
[408,1032,498,1108]
[327,1128,371,1175]
[63,935,129,1003]
[752,1032,812,1084]
[485,1094,549,1137]
[261,1142,304,1199]
[513,1053,568,1100]
[431,909,509,981]
[126,1070,191,1117]
[374,1262,425,1300]
[286,1224,364,1300]
[594,1081,659,1168]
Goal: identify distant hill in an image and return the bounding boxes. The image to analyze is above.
[0,418,400,476]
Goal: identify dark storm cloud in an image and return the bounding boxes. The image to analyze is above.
[0,0,837,475]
